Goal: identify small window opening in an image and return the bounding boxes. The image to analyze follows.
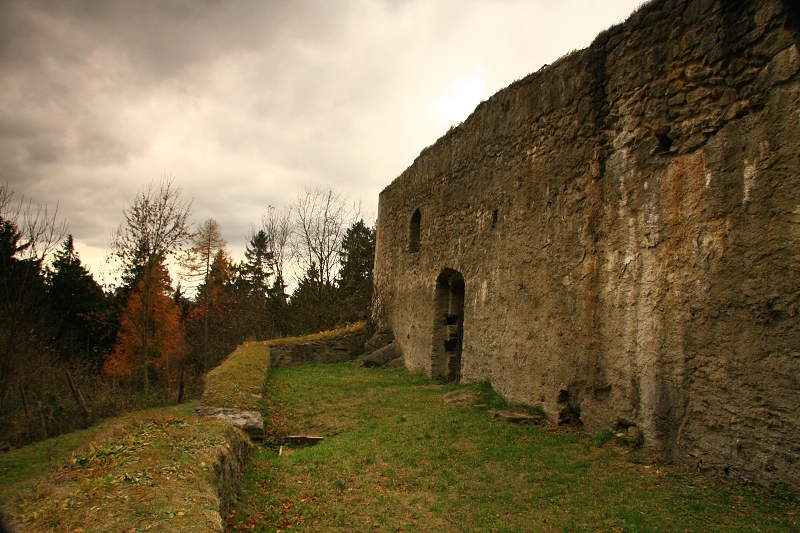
[491,209,498,228]
[656,134,673,153]
[409,209,421,253]
[444,337,458,352]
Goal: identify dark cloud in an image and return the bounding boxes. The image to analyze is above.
[0,0,643,281]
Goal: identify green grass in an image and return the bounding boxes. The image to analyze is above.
[1,402,248,533]
[203,341,272,409]
[202,322,366,410]
[230,364,800,532]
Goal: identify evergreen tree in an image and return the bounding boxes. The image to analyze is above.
[336,219,375,323]
[233,230,275,338]
[288,262,334,334]
[236,229,273,298]
[0,217,52,410]
[46,235,108,369]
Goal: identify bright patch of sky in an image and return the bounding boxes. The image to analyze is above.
[430,73,487,130]
[0,0,644,285]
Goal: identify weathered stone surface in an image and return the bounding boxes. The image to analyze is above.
[494,411,546,425]
[626,426,644,447]
[195,406,264,441]
[441,389,477,406]
[363,325,395,355]
[270,328,366,368]
[374,0,800,491]
[363,342,401,367]
[214,427,252,524]
[386,357,405,369]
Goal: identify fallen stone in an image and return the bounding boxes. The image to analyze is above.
[625,425,644,447]
[441,389,478,407]
[194,405,264,441]
[386,356,405,369]
[494,410,545,425]
[363,326,394,355]
[363,342,401,367]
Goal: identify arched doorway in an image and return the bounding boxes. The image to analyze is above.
[432,269,465,383]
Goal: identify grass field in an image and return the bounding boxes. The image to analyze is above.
[230,364,799,533]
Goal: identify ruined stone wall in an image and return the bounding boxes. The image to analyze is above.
[375,0,800,490]
[269,328,366,368]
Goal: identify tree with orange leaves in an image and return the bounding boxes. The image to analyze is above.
[107,178,192,391]
[105,258,187,387]
[185,249,241,373]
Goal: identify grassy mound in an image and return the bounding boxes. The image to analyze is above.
[0,324,369,532]
[203,341,272,410]
[1,403,248,533]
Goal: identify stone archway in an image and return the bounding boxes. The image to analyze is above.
[432,268,465,383]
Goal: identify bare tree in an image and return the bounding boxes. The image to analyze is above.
[108,177,192,392]
[184,218,227,290]
[291,185,358,296]
[0,184,68,409]
[260,206,291,302]
[183,218,227,372]
[0,184,68,262]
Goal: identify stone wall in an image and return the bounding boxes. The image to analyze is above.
[375,0,800,490]
[269,328,367,368]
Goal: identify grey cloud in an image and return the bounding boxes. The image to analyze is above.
[0,0,644,281]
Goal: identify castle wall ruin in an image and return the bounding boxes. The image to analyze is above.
[374,0,800,490]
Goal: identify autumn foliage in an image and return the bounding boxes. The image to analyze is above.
[104,261,187,387]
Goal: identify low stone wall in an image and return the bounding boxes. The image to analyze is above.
[270,328,367,368]
[214,427,251,529]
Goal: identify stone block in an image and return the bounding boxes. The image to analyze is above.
[195,406,264,441]
[363,325,394,355]
[363,342,401,368]
[756,45,800,89]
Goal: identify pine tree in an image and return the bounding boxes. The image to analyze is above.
[233,230,275,339]
[46,235,108,369]
[289,262,334,334]
[236,229,273,298]
[336,220,376,324]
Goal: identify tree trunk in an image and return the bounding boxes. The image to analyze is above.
[37,400,47,439]
[19,383,31,440]
[177,369,185,404]
[66,370,91,421]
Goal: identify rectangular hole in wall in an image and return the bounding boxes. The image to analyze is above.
[444,338,458,353]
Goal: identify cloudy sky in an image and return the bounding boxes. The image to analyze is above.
[1,0,642,284]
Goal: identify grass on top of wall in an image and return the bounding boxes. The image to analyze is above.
[1,402,246,533]
[202,322,366,411]
[202,342,272,411]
